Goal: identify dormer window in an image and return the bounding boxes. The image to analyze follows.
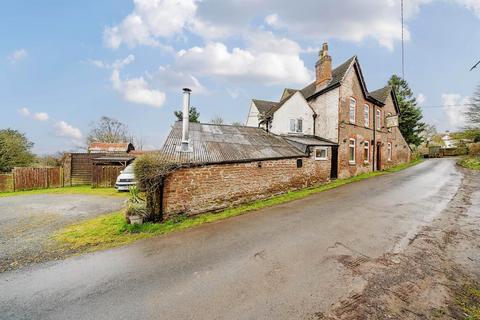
[289,118,303,133]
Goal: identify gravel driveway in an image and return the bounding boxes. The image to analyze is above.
[0,194,125,272]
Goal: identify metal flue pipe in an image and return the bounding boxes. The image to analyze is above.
[181,88,192,152]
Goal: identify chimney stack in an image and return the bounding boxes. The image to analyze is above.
[180,88,192,152]
[315,42,332,90]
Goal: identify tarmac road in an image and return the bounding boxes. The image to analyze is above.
[0,159,466,319]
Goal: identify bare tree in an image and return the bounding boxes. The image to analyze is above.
[210,115,224,125]
[87,116,131,144]
[421,124,437,146]
[465,86,480,129]
[231,121,243,126]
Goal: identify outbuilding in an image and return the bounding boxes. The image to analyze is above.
[158,119,336,217]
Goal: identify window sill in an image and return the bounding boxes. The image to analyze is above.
[349,161,356,165]
[315,158,328,161]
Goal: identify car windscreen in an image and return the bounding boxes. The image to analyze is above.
[124,164,135,174]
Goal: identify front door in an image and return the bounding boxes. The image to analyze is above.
[376,143,382,171]
[330,146,338,179]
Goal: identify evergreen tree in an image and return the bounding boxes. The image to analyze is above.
[174,106,200,123]
[0,129,35,172]
[388,75,426,146]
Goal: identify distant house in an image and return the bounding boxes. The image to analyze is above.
[246,43,411,178]
[441,131,456,148]
[88,142,135,154]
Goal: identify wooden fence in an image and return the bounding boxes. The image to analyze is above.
[12,167,64,191]
[0,174,14,192]
[92,166,124,188]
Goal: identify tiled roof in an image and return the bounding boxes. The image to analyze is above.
[88,142,134,153]
[160,122,306,165]
[252,99,279,115]
[300,56,356,99]
[369,86,391,103]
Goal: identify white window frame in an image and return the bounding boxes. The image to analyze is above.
[349,138,356,164]
[376,109,381,131]
[289,118,303,133]
[314,147,328,160]
[364,141,370,164]
[387,142,392,161]
[349,98,356,124]
[364,104,370,127]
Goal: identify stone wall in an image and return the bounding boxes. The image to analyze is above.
[162,152,332,217]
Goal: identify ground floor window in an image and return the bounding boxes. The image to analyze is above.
[363,141,370,163]
[349,139,356,164]
[387,142,392,161]
[315,147,328,160]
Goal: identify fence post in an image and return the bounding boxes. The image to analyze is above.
[12,169,16,192]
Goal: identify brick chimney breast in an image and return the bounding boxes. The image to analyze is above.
[315,42,332,91]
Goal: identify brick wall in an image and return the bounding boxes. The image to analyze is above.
[336,67,411,178]
[162,152,331,217]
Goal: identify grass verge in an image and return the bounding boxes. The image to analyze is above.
[54,158,423,253]
[456,284,480,319]
[0,185,127,198]
[458,156,480,170]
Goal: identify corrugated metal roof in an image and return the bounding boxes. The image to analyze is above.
[161,122,307,164]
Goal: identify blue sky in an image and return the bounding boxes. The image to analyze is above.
[1,0,479,154]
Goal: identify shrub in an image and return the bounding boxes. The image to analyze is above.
[468,143,480,156]
[128,185,143,204]
[133,152,181,222]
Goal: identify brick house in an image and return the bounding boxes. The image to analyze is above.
[246,43,411,178]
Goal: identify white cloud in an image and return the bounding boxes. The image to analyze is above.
[18,107,49,121]
[33,112,49,121]
[155,65,208,94]
[441,93,469,129]
[89,54,167,107]
[104,0,198,49]
[111,69,166,107]
[226,88,241,99]
[18,107,30,116]
[8,49,28,63]
[86,55,135,70]
[176,32,311,85]
[417,93,427,105]
[54,121,83,140]
[265,14,279,27]
[105,0,480,53]
[452,0,480,17]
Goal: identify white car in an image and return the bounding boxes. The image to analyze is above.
[115,163,136,191]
